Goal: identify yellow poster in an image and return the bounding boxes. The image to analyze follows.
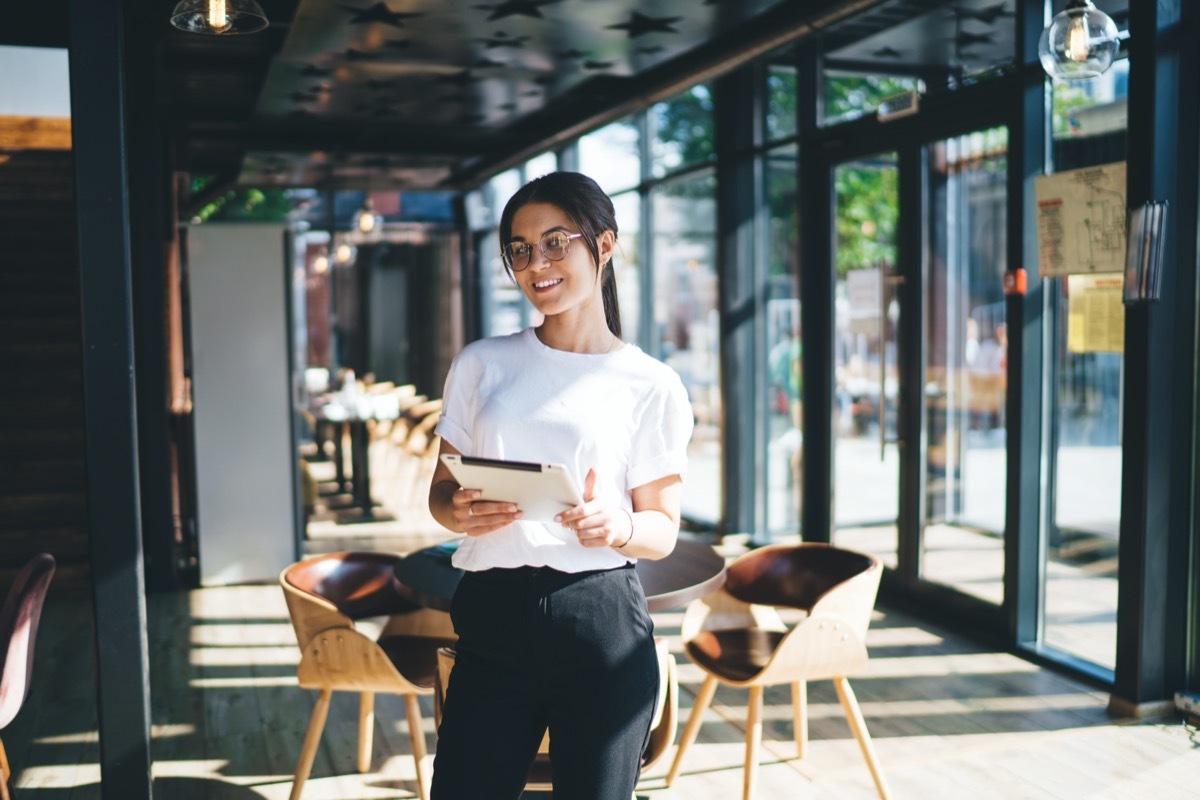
[1067,274,1125,353]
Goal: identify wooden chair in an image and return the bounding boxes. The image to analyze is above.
[0,554,56,800]
[280,552,457,800]
[433,637,678,795]
[666,543,890,800]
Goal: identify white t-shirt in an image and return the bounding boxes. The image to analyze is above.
[435,327,693,573]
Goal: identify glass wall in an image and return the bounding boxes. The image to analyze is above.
[764,144,801,534]
[1040,60,1129,671]
[921,127,1009,605]
[652,174,719,522]
[830,153,901,567]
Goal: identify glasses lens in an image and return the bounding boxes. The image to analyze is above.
[541,232,571,261]
[506,243,532,271]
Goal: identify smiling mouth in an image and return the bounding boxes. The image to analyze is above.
[532,278,563,290]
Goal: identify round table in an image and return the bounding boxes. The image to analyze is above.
[392,537,726,613]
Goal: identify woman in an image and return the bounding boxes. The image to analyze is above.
[427,171,692,800]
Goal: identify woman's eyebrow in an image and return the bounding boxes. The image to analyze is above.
[509,225,571,243]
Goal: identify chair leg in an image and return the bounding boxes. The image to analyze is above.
[792,680,808,760]
[358,691,375,773]
[833,677,891,800]
[290,689,333,800]
[743,684,764,800]
[0,736,11,800]
[665,673,718,787]
[404,693,430,800]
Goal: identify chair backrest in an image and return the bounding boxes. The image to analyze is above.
[281,552,419,645]
[724,543,877,613]
[0,553,56,729]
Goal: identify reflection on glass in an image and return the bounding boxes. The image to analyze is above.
[610,191,641,345]
[921,127,1008,605]
[1040,58,1128,674]
[832,154,899,566]
[650,84,713,177]
[652,173,718,523]
[579,119,641,195]
[766,64,797,141]
[822,74,921,126]
[764,145,800,535]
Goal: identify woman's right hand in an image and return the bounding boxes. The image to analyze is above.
[452,488,522,535]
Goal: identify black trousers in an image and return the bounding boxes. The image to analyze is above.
[431,563,659,800]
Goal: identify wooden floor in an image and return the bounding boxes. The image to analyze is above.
[9,437,1197,798]
[9,576,1198,799]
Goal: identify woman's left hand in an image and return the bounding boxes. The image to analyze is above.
[556,468,633,549]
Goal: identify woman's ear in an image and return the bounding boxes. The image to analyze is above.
[598,229,615,265]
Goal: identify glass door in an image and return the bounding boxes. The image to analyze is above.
[920,128,1009,606]
[831,154,902,567]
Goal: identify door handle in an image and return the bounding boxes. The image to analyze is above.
[880,268,906,461]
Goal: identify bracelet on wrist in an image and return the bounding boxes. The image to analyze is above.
[615,508,635,550]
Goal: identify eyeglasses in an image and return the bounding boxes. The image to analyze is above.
[503,231,584,272]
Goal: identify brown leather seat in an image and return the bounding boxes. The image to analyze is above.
[0,553,56,800]
[280,551,456,800]
[666,543,891,800]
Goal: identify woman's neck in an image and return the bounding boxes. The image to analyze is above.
[535,313,618,354]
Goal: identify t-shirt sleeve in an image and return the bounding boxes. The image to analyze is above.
[433,349,477,453]
[627,373,694,489]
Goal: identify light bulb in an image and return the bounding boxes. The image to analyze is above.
[357,210,377,233]
[336,244,354,263]
[1065,16,1089,62]
[313,255,329,274]
[207,0,231,32]
[1037,1,1120,81]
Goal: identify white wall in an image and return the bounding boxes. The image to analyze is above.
[188,223,298,585]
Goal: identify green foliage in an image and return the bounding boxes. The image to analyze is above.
[824,74,918,123]
[652,84,714,170]
[190,175,296,223]
[835,160,898,277]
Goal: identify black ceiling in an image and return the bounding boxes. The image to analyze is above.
[3,0,1130,192]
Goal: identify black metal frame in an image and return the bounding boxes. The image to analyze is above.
[68,0,154,795]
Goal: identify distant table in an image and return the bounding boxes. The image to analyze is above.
[392,538,726,613]
[311,399,400,523]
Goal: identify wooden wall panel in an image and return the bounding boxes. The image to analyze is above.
[0,125,89,594]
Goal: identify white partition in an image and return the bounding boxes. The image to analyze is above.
[188,223,298,584]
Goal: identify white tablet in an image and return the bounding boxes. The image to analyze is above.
[439,454,584,522]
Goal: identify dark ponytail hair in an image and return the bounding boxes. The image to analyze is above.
[499,171,622,338]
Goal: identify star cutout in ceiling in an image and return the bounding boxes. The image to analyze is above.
[955,3,1013,25]
[956,30,994,48]
[472,57,507,69]
[478,32,530,49]
[474,0,562,21]
[340,4,424,27]
[608,12,681,38]
[871,46,903,58]
[582,60,614,71]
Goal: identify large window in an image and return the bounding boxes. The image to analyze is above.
[650,85,714,177]
[1041,59,1129,672]
[579,120,641,195]
[764,144,800,535]
[652,174,719,523]
[922,127,1009,605]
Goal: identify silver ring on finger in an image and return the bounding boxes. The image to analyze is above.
[467,505,474,517]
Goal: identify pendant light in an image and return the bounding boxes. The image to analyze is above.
[1038,0,1120,81]
[355,196,378,234]
[170,0,269,35]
